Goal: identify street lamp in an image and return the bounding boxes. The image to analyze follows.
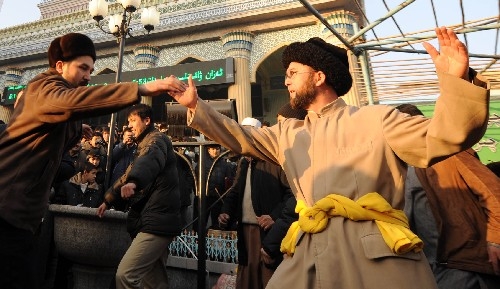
[88,0,160,189]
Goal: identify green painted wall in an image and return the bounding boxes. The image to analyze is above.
[416,101,499,165]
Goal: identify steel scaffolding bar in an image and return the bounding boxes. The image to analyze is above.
[357,22,500,48]
[348,0,416,44]
[297,0,358,53]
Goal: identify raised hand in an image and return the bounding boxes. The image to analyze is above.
[169,75,198,110]
[138,75,188,96]
[423,27,469,80]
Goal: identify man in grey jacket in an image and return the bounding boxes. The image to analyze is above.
[0,32,187,289]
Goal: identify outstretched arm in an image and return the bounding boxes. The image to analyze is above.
[423,27,469,80]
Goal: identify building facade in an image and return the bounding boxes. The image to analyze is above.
[0,0,368,134]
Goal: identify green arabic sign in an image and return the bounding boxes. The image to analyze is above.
[90,58,234,87]
[1,85,26,106]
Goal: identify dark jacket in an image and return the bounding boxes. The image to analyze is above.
[59,173,103,208]
[63,149,87,176]
[176,153,195,208]
[202,149,235,198]
[110,141,137,185]
[0,68,140,233]
[221,157,293,268]
[261,196,298,268]
[415,149,500,275]
[50,151,81,204]
[105,125,181,238]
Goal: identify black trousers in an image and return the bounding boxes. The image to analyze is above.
[0,217,39,289]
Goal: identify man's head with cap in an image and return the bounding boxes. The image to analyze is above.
[48,33,97,87]
[282,37,352,109]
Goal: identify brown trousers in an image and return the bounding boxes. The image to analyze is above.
[236,224,274,289]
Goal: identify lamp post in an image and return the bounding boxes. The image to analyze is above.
[89,0,160,189]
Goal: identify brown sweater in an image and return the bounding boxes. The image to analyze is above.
[415,149,500,275]
[0,68,140,232]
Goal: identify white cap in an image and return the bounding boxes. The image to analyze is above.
[241,117,262,128]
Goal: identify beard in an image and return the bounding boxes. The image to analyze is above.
[291,76,316,109]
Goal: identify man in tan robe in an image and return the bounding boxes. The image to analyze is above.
[170,27,489,289]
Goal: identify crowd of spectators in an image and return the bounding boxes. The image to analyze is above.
[48,121,240,232]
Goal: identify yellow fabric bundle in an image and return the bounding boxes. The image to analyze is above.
[280,192,423,255]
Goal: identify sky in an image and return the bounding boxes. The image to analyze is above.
[0,0,41,29]
[0,0,497,57]
[362,0,498,58]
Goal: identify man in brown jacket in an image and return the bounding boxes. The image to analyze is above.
[399,103,500,289]
[170,27,489,289]
[0,32,187,289]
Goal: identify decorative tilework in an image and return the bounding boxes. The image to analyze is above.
[250,25,318,76]
[0,24,321,87]
[0,0,297,60]
[221,31,255,60]
[156,40,224,66]
[91,40,225,74]
[0,67,45,87]
[134,44,161,69]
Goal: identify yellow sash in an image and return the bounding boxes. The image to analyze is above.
[280,192,423,256]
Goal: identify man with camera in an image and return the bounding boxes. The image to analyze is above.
[110,127,137,190]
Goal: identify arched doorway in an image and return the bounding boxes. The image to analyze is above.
[253,46,289,126]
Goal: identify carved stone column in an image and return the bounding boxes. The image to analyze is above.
[221,30,254,122]
[0,67,24,123]
[5,67,24,85]
[319,10,363,107]
[134,44,160,106]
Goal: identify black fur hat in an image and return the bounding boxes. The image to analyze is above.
[282,37,352,96]
[48,33,96,68]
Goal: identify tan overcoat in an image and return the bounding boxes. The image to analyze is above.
[188,72,489,289]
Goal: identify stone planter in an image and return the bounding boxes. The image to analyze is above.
[49,204,131,289]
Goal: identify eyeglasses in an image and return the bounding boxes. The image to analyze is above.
[285,70,316,80]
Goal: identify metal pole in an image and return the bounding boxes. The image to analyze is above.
[297,0,358,54]
[358,50,375,105]
[356,22,500,49]
[104,9,127,190]
[197,144,207,289]
[347,0,416,43]
[361,46,500,59]
[353,23,375,105]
